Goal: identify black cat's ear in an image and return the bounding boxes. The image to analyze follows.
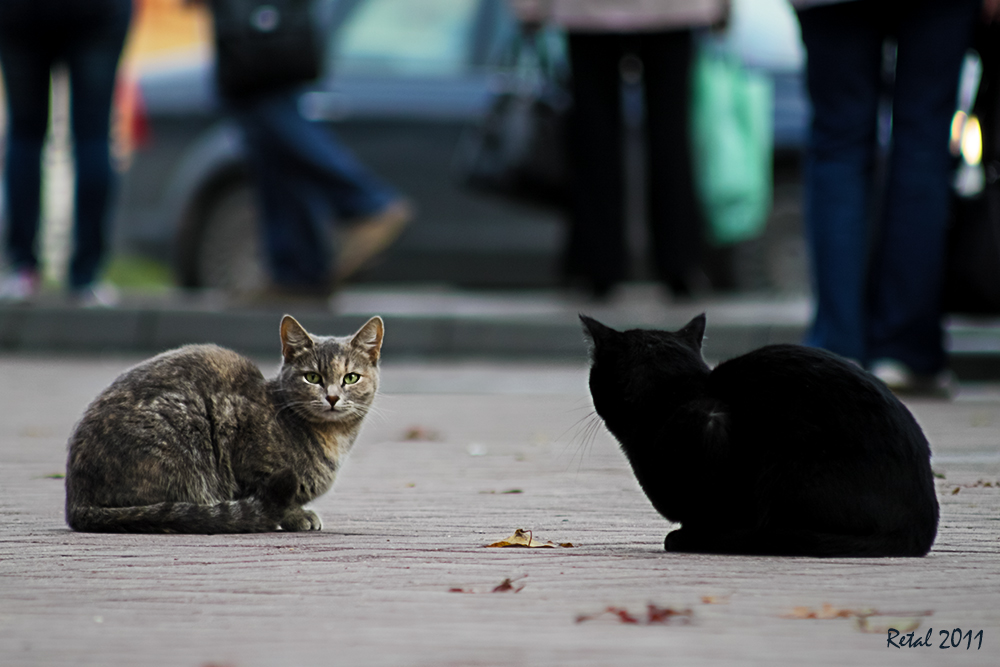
[280,315,314,362]
[678,313,707,349]
[350,316,384,363]
[580,315,618,349]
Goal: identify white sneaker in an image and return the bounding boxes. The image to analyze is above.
[0,269,41,303]
[71,283,120,308]
[870,359,956,399]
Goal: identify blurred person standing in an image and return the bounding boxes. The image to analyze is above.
[509,0,728,299]
[0,0,132,305]
[791,0,984,395]
[200,0,411,298]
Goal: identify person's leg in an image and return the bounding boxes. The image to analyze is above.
[797,3,885,363]
[565,32,626,295]
[0,19,52,277]
[63,0,131,289]
[234,97,336,288]
[242,90,398,219]
[867,0,979,374]
[639,29,703,295]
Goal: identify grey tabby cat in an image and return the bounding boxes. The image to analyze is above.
[65,315,383,533]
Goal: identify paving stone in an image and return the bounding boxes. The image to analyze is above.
[0,358,997,666]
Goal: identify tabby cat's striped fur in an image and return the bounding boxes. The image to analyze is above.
[65,315,383,533]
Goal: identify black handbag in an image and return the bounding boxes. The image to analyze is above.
[944,24,1000,315]
[454,29,569,207]
[210,0,322,100]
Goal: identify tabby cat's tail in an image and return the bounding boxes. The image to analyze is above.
[66,469,298,534]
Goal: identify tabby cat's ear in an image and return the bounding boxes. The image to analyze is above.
[351,316,384,363]
[678,313,707,350]
[280,315,314,362]
[580,315,618,348]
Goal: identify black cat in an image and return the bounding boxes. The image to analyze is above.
[581,313,939,557]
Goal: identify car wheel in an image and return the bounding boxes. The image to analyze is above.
[184,182,270,292]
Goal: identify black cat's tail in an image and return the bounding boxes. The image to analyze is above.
[66,470,298,534]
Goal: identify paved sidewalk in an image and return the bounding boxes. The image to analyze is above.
[0,357,998,666]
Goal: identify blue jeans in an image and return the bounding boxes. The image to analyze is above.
[797,0,978,374]
[0,0,131,288]
[231,89,398,288]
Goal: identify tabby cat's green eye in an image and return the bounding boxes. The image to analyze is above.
[343,373,361,385]
[304,372,323,385]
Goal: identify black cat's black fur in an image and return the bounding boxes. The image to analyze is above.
[581,313,939,557]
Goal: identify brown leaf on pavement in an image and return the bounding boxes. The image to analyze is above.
[448,576,526,594]
[486,528,573,548]
[646,604,694,624]
[576,605,693,625]
[492,576,526,593]
[402,425,442,441]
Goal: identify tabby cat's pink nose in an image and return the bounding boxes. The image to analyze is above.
[327,395,339,407]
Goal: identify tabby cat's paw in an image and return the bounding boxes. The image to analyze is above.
[280,508,323,531]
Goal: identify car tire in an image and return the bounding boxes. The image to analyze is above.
[176,180,270,292]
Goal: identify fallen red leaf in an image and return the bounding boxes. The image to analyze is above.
[647,604,693,624]
[576,605,693,625]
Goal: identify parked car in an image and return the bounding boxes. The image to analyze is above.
[113,0,808,291]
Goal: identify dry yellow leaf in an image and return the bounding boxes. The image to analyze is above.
[782,603,867,619]
[782,604,932,634]
[486,528,573,548]
[856,615,923,634]
[700,595,730,605]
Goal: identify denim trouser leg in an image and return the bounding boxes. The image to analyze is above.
[66,1,132,288]
[252,150,334,286]
[798,0,977,370]
[233,90,398,286]
[867,0,979,374]
[798,6,883,363]
[0,33,51,274]
[0,0,130,287]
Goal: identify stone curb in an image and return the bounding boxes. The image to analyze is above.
[1,302,998,380]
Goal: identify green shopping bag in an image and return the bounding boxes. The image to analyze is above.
[691,44,774,246]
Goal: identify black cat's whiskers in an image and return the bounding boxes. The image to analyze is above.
[573,412,606,473]
[556,405,606,473]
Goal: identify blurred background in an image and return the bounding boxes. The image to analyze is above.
[0,0,813,298]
